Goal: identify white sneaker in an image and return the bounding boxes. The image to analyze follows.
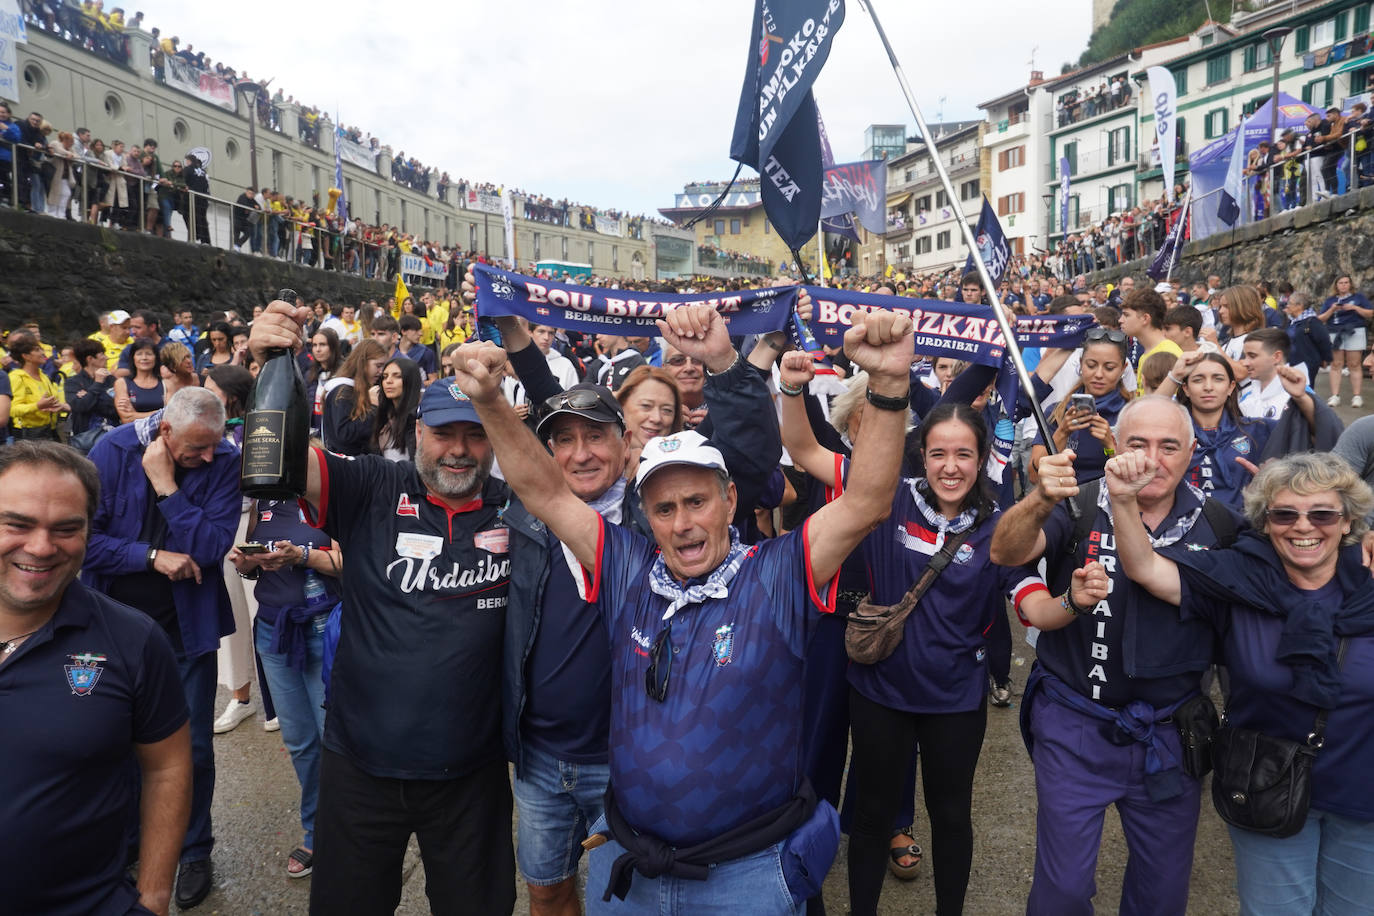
[1328,395,1342,407]
[213,698,256,734]
[1353,395,1364,408]
[264,717,280,732]
[1343,367,1351,376]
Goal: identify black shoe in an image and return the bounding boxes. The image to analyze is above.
[175,859,213,909]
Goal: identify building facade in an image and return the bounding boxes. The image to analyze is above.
[978,73,1055,256]
[7,22,690,279]
[659,179,794,279]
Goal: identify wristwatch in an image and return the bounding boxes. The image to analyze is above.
[147,547,159,570]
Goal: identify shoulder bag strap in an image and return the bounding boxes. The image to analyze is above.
[1308,637,1350,749]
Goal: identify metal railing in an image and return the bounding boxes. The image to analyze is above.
[1,139,392,278]
[19,0,131,67]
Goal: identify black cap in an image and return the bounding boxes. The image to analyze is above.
[535,384,624,440]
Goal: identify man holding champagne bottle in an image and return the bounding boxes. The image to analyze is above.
[248,297,517,916]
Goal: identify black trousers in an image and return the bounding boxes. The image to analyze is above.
[847,688,987,916]
[310,749,515,916]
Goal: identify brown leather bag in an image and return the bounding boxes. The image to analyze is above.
[844,529,972,665]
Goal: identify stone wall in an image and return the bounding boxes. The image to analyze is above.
[1089,185,1374,295]
[0,207,392,341]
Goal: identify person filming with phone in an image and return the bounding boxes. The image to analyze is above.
[1028,327,1132,486]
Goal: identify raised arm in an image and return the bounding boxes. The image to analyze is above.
[804,311,913,586]
[1103,450,1182,604]
[989,449,1080,566]
[451,341,602,569]
[777,350,837,486]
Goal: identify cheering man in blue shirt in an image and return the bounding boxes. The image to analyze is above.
[450,306,914,914]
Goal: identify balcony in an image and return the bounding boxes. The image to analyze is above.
[984,114,1030,146]
[1048,147,1136,183]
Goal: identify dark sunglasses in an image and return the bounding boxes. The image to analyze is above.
[665,354,703,367]
[1084,327,1127,344]
[544,389,606,413]
[645,623,673,702]
[1265,507,1345,527]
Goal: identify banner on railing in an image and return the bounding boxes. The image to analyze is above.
[0,0,26,102]
[337,137,377,172]
[164,57,235,112]
[821,159,887,234]
[401,253,449,282]
[466,191,503,215]
[593,214,621,236]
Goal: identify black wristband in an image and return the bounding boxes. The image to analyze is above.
[865,388,910,412]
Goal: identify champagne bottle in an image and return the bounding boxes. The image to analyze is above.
[241,289,309,499]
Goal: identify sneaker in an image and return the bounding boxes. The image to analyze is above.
[1329,395,1342,407]
[175,858,213,909]
[1343,367,1351,376]
[990,680,1013,707]
[213,698,256,734]
[1354,395,1365,408]
[264,717,280,732]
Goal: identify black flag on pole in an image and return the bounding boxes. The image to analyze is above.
[729,0,846,252]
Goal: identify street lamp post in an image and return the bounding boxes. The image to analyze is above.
[1263,27,1292,145]
[235,80,265,192]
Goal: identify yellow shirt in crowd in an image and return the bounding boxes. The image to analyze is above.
[8,369,63,430]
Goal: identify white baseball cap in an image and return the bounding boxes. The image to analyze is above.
[635,430,728,488]
[108,309,132,323]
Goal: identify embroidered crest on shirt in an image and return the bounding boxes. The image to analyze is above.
[65,653,107,696]
[954,543,976,565]
[1231,436,1251,455]
[396,493,420,518]
[712,624,735,667]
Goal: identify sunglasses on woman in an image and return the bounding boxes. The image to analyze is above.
[1265,507,1345,527]
[1084,327,1127,344]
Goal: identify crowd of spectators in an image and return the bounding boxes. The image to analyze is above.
[1054,74,1132,127]
[5,257,1374,915]
[1241,103,1374,219]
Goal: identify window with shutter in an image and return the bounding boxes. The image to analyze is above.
[1336,11,1348,40]
[1355,5,1370,35]
[1295,26,1309,53]
[1244,45,1257,71]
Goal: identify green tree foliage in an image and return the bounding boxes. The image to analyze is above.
[1079,0,1232,66]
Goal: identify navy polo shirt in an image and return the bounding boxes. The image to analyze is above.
[1179,574,1374,821]
[303,448,511,779]
[848,474,1047,714]
[1,581,187,916]
[520,527,612,764]
[587,517,832,846]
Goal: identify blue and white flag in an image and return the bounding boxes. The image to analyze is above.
[333,121,348,224]
[961,198,1011,286]
[1217,123,1245,227]
[1059,157,1071,234]
[1146,66,1178,203]
[729,0,846,251]
[1147,190,1190,281]
[816,106,860,241]
[821,159,887,234]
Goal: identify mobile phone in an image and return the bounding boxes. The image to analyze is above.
[236,542,270,555]
[1068,393,1097,416]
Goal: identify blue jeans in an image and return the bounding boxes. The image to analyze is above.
[511,745,609,885]
[269,214,284,257]
[178,650,218,864]
[1229,808,1374,915]
[159,196,175,232]
[254,612,327,849]
[585,815,800,915]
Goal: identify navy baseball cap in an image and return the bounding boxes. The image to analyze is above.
[418,380,483,427]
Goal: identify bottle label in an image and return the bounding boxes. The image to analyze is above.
[243,409,287,478]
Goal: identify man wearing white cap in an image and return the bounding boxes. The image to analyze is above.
[98,310,133,370]
[450,306,915,914]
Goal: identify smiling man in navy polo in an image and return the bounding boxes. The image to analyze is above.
[449,306,914,914]
[249,305,517,916]
[0,441,190,916]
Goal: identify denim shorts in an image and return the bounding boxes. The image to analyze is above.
[511,745,610,885]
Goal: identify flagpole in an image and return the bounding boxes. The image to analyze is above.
[816,216,827,288]
[1164,189,1191,283]
[856,0,1066,472]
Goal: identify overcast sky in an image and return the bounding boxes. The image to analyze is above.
[132,0,1091,216]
